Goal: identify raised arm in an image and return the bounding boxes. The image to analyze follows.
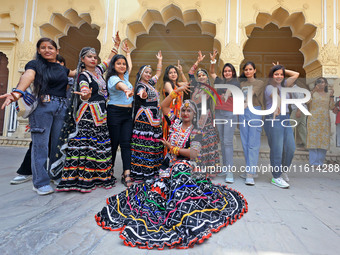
[122,41,132,74]
[209,49,218,80]
[155,50,163,79]
[189,51,205,76]
[106,31,121,63]
[0,69,35,109]
[285,69,299,87]
[175,60,188,86]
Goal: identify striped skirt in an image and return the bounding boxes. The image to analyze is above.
[56,109,116,192]
[131,107,164,181]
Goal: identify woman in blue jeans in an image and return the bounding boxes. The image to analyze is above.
[209,50,239,183]
[0,38,76,195]
[264,64,299,189]
[239,62,266,186]
[106,41,134,187]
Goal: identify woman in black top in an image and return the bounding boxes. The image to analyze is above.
[1,38,76,195]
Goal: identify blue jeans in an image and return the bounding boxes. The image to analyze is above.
[29,97,67,188]
[215,109,237,169]
[309,149,327,165]
[239,106,262,174]
[264,114,296,178]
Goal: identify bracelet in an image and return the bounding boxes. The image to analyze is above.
[170,90,178,99]
[170,146,180,155]
[10,92,22,101]
[210,59,217,64]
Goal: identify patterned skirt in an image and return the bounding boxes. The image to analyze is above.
[56,109,116,192]
[200,113,220,168]
[95,160,248,249]
[131,107,164,180]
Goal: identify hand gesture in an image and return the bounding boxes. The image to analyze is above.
[74,88,92,100]
[137,89,147,99]
[121,41,130,54]
[124,89,133,99]
[329,88,334,97]
[160,138,171,149]
[174,82,192,95]
[156,50,162,60]
[175,60,183,73]
[272,61,280,66]
[209,49,218,61]
[0,93,16,109]
[113,31,121,49]
[197,51,205,63]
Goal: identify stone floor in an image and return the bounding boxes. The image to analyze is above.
[0,146,339,255]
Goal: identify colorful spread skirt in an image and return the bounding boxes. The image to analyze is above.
[131,106,164,180]
[95,160,247,249]
[56,109,116,192]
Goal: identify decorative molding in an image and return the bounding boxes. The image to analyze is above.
[319,42,339,64]
[220,42,243,63]
[0,138,31,147]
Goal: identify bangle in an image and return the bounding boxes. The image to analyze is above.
[170,90,178,99]
[170,146,180,155]
[10,92,22,101]
[210,59,216,64]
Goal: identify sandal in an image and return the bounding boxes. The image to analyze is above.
[121,170,133,188]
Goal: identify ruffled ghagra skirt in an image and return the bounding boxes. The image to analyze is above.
[95,160,247,249]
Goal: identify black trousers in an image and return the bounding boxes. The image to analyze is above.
[107,105,133,172]
[17,142,32,175]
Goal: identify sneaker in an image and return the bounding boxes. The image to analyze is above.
[245,174,255,185]
[32,185,54,195]
[281,172,289,182]
[240,172,258,179]
[271,177,289,189]
[10,175,32,185]
[225,172,234,183]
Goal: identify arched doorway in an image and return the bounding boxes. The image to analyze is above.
[131,19,215,93]
[40,9,101,70]
[0,52,9,136]
[242,23,306,87]
[59,23,100,70]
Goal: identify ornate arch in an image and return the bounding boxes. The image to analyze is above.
[124,4,221,53]
[244,7,318,68]
[39,9,99,46]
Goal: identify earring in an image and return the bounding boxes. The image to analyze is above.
[81,62,85,68]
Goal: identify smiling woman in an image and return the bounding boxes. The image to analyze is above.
[53,34,119,193]
[0,38,76,195]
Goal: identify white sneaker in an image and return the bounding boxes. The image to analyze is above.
[245,174,255,185]
[281,172,289,182]
[33,185,54,195]
[10,175,32,185]
[225,172,234,183]
[240,172,258,179]
[271,177,289,189]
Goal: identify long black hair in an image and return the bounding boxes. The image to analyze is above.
[33,38,58,97]
[105,54,129,84]
[163,65,178,90]
[239,61,256,81]
[268,65,286,87]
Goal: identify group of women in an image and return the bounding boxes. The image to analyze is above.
[0,35,249,249]
[2,33,338,248]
